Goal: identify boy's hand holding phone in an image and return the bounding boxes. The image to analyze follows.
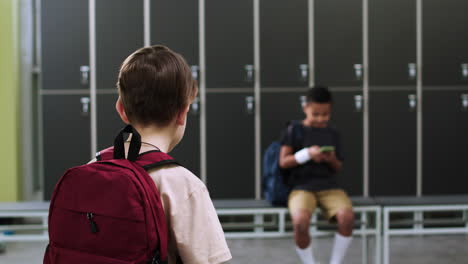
[308,145,324,163]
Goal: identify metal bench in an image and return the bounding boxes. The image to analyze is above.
[374,195,468,264]
[214,197,381,264]
[0,202,49,242]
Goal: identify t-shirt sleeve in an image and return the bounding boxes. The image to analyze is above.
[334,130,345,162]
[172,187,232,264]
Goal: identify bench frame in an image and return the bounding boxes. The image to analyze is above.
[382,204,468,264]
[217,205,382,264]
[0,210,48,242]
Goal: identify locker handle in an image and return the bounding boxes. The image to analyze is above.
[245,96,255,115]
[80,65,90,86]
[299,64,309,82]
[354,95,363,112]
[461,94,468,111]
[245,65,255,83]
[190,97,200,116]
[408,94,417,111]
[191,65,200,81]
[300,95,307,108]
[80,97,90,116]
[354,64,363,81]
[461,63,468,79]
[408,63,417,80]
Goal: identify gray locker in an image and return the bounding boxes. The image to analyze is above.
[330,92,363,195]
[169,111,201,177]
[423,0,468,86]
[41,0,89,90]
[43,95,91,200]
[423,90,468,194]
[150,0,199,66]
[369,0,417,86]
[261,92,304,153]
[315,0,362,86]
[260,0,308,87]
[96,0,144,90]
[206,0,254,88]
[369,91,417,196]
[207,93,255,198]
[150,0,200,176]
[97,93,124,150]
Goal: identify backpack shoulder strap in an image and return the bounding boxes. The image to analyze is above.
[96,147,180,171]
[285,120,304,150]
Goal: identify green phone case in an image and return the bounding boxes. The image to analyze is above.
[320,146,335,153]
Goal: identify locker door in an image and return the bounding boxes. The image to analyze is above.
[315,0,363,86]
[369,91,417,196]
[41,0,89,90]
[43,95,91,200]
[206,0,254,88]
[150,0,199,65]
[261,92,304,154]
[207,93,255,198]
[369,0,417,86]
[96,0,144,90]
[170,108,201,177]
[332,92,363,195]
[423,0,468,86]
[151,0,200,176]
[97,93,123,150]
[260,0,308,88]
[423,90,468,194]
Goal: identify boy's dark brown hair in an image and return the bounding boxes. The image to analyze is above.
[117,45,198,126]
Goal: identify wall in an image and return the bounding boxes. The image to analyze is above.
[0,0,21,201]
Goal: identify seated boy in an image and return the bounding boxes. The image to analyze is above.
[105,45,231,263]
[279,86,354,264]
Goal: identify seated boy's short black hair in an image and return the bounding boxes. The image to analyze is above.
[306,86,332,104]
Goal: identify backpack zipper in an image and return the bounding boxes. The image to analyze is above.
[86,213,99,234]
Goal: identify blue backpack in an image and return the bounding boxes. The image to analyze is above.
[262,121,303,206]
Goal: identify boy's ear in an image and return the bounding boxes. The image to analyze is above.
[115,97,130,124]
[176,105,190,126]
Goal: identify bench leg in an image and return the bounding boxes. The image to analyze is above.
[42,216,48,238]
[360,212,368,264]
[414,211,423,231]
[310,212,318,235]
[279,211,286,235]
[375,209,382,264]
[254,214,264,234]
[463,211,468,231]
[383,209,390,264]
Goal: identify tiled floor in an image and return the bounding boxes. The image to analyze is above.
[1,235,467,263]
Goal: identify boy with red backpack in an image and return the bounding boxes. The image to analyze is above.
[44,45,232,264]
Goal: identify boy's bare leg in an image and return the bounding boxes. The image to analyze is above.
[293,209,317,264]
[293,209,312,248]
[330,208,355,264]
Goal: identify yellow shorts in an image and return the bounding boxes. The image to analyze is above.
[288,189,353,221]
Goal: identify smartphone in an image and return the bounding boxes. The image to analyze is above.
[320,146,335,153]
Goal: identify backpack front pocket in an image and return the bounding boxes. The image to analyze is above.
[45,244,139,264]
[50,206,148,260]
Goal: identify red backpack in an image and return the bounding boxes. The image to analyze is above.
[44,125,177,264]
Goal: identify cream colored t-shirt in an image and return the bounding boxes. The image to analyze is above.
[148,164,232,264]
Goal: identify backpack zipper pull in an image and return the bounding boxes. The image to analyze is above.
[87,213,99,234]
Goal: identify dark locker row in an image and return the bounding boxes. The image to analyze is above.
[42,90,468,199]
[40,0,468,199]
[41,0,468,91]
